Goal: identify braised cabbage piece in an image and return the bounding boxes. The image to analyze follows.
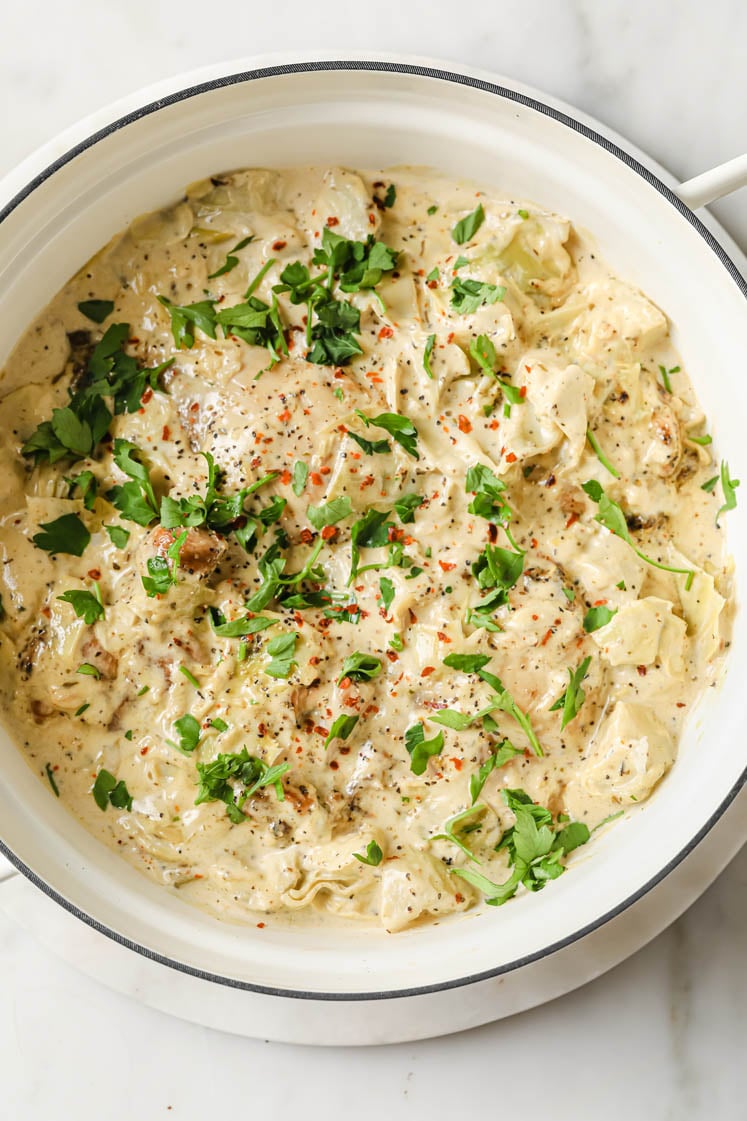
[0,167,733,930]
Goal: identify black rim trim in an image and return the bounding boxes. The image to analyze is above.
[0,58,745,1004]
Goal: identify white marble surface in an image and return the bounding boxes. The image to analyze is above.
[0,1,745,1116]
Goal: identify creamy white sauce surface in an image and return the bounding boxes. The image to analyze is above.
[0,167,731,931]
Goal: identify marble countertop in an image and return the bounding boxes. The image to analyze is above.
[0,1,745,1117]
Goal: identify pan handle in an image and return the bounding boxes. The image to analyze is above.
[676,153,747,209]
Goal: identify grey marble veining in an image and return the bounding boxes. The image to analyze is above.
[0,2,744,1116]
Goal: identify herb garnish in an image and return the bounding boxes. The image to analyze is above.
[404,723,445,775]
[325,714,359,749]
[292,461,308,496]
[33,514,90,556]
[582,479,694,589]
[338,652,383,683]
[104,524,130,549]
[307,496,352,530]
[209,609,273,638]
[423,333,436,379]
[716,461,740,524]
[207,235,254,279]
[453,788,590,905]
[354,410,419,459]
[45,763,60,796]
[195,749,289,824]
[583,605,617,633]
[469,741,523,803]
[142,531,187,597]
[78,299,115,324]
[450,278,505,314]
[57,588,104,625]
[379,577,395,613]
[452,203,485,245]
[586,428,620,478]
[93,769,133,812]
[549,656,591,729]
[169,713,201,754]
[354,839,383,866]
[264,632,299,678]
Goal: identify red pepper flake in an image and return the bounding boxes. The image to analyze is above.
[87,568,101,580]
[676,701,686,708]
[189,401,199,412]
[140,387,153,405]
[309,472,323,486]
[378,325,394,340]
[368,213,376,225]
[320,465,331,475]
[531,614,539,621]
[531,537,538,548]
[421,666,436,677]
[455,893,465,904]
[427,279,438,290]
[437,631,452,643]
[314,725,328,738]
[451,757,463,771]
[309,655,321,666]
[593,599,608,606]
[360,475,375,490]
[565,512,579,529]
[458,415,472,433]
[272,240,287,251]
[250,456,262,469]
[277,409,291,423]
[339,676,351,690]
[326,216,340,227]
[489,419,499,430]
[519,386,527,398]
[541,628,554,646]
[140,747,149,756]
[387,526,405,543]
[329,760,339,770]
[257,922,266,929]
[438,560,456,572]
[386,650,399,663]
[280,469,291,485]
[636,665,647,677]
[447,332,455,344]
[300,528,314,545]
[505,451,517,463]
[321,525,338,541]
[162,425,171,441]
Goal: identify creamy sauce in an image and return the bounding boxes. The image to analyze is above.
[0,167,731,931]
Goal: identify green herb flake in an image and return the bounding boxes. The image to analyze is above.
[45,763,60,797]
[517,209,530,220]
[452,203,485,245]
[264,632,299,679]
[169,713,201,754]
[354,410,419,459]
[104,524,130,549]
[404,723,445,776]
[423,333,436,379]
[450,278,505,315]
[583,606,617,633]
[33,514,90,557]
[338,652,383,683]
[207,235,254,279]
[427,205,438,216]
[195,748,289,822]
[324,714,359,749]
[292,461,309,496]
[716,460,740,523]
[586,428,620,478]
[389,633,404,652]
[307,496,353,530]
[77,299,115,324]
[379,577,395,613]
[76,662,101,679]
[354,839,383,866]
[92,769,133,812]
[179,665,200,689]
[549,656,592,729]
[57,589,104,625]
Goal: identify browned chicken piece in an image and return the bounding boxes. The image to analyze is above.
[151,525,226,576]
[81,636,118,680]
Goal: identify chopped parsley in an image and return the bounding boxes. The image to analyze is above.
[423,333,436,379]
[45,763,60,797]
[348,430,391,455]
[104,524,130,549]
[169,713,201,754]
[208,608,273,638]
[379,577,395,613]
[77,299,115,324]
[452,203,485,245]
[450,278,505,314]
[107,439,159,526]
[324,714,359,749]
[404,723,445,776]
[658,363,680,393]
[210,717,229,733]
[179,665,200,689]
[469,741,523,803]
[393,493,423,524]
[354,839,383,866]
[195,749,289,824]
[354,410,419,459]
[292,461,308,496]
[716,460,740,524]
[57,588,104,625]
[582,479,694,589]
[307,496,352,529]
[32,513,90,556]
[93,769,133,812]
[338,652,383,683]
[207,235,254,279]
[549,656,592,729]
[264,632,299,678]
[586,428,620,478]
[453,789,590,905]
[76,662,100,679]
[142,531,187,597]
[583,606,617,633]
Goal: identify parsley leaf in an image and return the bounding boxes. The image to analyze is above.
[583,606,617,632]
[453,788,590,905]
[324,713,359,749]
[452,203,485,245]
[349,508,394,582]
[207,235,254,279]
[582,479,694,589]
[307,496,352,530]
[405,723,445,776]
[466,463,513,528]
[354,839,383,866]
[158,295,217,348]
[586,428,620,478]
[717,460,740,523]
[338,652,382,683]
[142,530,187,597]
[195,748,289,823]
[170,714,201,754]
[208,608,273,638]
[57,588,104,625]
[433,804,487,861]
[33,513,90,556]
[292,461,308,496]
[379,576,395,613]
[264,632,299,678]
[354,410,419,459]
[443,653,491,674]
[348,431,391,455]
[66,470,98,511]
[78,299,114,324]
[393,494,423,523]
[469,334,497,375]
[93,769,133,812]
[469,740,523,803]
[451,278,505,314]
[423,333,436,379]
[108,439,159,525]
[549,656,592,729]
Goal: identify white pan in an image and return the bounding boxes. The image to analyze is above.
[0,54,745,1045]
